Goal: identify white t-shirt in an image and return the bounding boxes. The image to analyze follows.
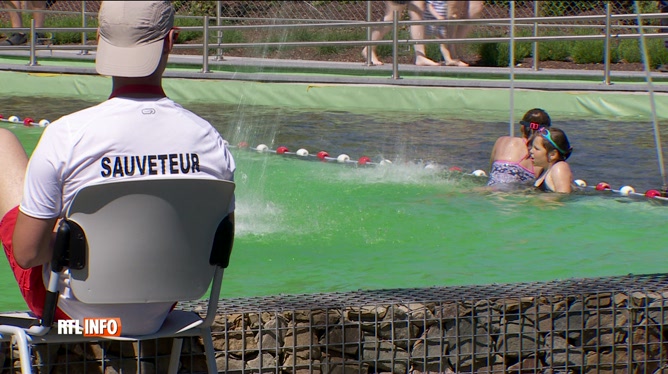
[19,97,236,335]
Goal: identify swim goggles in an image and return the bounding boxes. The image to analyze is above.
[519,120,542,131]
[537,127,571,156]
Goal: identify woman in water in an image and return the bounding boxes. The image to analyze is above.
[487,108,551,188]
[530,127,574,193]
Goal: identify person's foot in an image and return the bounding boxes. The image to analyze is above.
[361,47,384,65]
[415,56,440,66]
[659,64,668,73]
[444,59,469,67]
[0,33,28,46]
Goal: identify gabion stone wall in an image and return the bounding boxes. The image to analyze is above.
[2,273,668,373]
[204,273,668,374]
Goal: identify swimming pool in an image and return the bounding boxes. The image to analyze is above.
[1,95,667,312]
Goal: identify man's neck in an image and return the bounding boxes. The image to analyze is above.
[110,77,166,99]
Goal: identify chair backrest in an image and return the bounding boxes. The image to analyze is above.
[63,178,235,304]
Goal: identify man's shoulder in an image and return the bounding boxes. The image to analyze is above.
[50,100,111,124]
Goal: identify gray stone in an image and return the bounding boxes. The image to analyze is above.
[212,312,246,331]
[473,299,502,332]
[283,323,322,360]
[215,352,246,372]
[321,356,369,374]
[102,341,138,359]
[256,314,287,351]
[582,310,629,348]
[646,300,668,330]
[553,301,587,343]
[445,316,493,370]
[289,309,342,326]
[103,359,154,374]
[507,355,542,373]
[544,333,584,368]
[584,349,632,374]
[404,303,436,329]
[325,323,363,356]
[282,354,323,374]
[213,328,257,356]
[52,360,103,374]
[347,305,387,322]
[247,352,277,372]
[496,317,543,359]
[361,335,409,374]
[411,325,447,362]
[378,305,420,348]
[631,325,665,363]
[525,302,560,333]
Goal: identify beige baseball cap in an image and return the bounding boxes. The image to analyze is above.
[95,1,174,77]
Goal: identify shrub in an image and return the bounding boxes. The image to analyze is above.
[374,29,413,60]
[571,39,605,64]
[173,1,217,17]
[537,40,572,62]
[639,37,668,68]
[316,28,365,55]
[0,15,97,44]
[476,30,533,67]
[535,29,572,62]
[615,38,642,63]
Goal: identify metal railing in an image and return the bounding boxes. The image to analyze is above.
[1,1,667,84]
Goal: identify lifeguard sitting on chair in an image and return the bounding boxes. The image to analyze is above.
[0,0,236,336]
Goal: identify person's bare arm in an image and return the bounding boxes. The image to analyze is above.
[12,211,57,269]
[550,163,573,193]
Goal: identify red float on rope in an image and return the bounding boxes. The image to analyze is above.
[358,156,371,165]
[595,182,611,191]
[23,117,33,126]
[317,151,329,160]
[645,189,662,198]
[276,146,289,154]
[237,141,249,148]
[449,166,462,172]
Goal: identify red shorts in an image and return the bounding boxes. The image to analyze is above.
[1,206,68,320]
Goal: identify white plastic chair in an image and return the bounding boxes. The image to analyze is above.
[0,178,235,374]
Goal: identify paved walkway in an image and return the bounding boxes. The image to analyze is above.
[0,47,667,93]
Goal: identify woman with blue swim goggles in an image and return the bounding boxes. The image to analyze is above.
[530,127,574,193]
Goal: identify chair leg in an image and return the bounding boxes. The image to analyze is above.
[201,329,217,374]
[168,337,183,374]
[0,326,33,373]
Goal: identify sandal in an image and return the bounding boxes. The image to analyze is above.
[0,33,28,46]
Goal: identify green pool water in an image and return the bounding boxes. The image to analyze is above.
[2,97,668,312]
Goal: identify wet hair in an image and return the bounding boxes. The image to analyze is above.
[520,108,551,138]
[537,127,573,161]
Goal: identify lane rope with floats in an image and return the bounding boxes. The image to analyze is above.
[235,141,668,201]
[4,112,667,202]
[0,114,50,127]
[234,141,490,175]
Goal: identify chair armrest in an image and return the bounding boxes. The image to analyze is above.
[0,314,40,329]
